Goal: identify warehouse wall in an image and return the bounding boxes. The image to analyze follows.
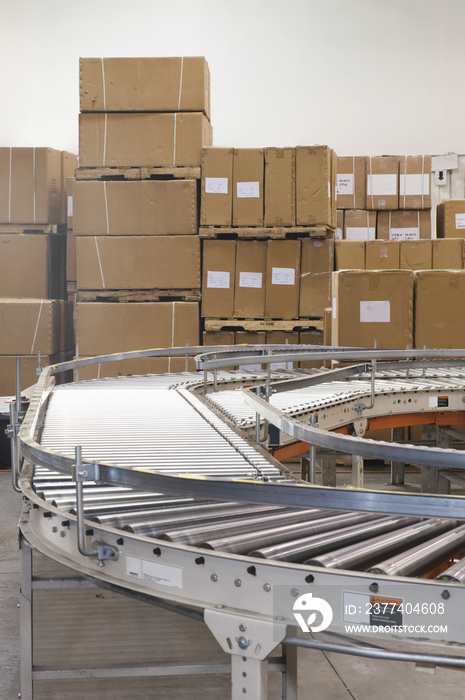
[2,0,465,157]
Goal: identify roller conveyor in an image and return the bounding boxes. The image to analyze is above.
[14,346,465,698]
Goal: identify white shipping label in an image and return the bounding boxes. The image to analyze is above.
[271,267,295,286]
[366,174,397,196]
[328,181,331,198]
[399,173,430,196]
[334,228,343,240]
[345,227,376,241]
[67,196,73,217]
[337,174,354,196]
[207,270,230,289]
[126,555,183,589]
[360,301,390,323]
[237,181,260,198]
[456,213,465,230]
[389,227,419,241]
[205,177,228,194]
[239,271,263,289]
[429,397,439,408]
[332,297,337,319]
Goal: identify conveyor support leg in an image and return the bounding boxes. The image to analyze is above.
[19,537,33,700]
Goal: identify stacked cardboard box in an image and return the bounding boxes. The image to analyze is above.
[337,155,433,244]
[75,57,213,376]
[0,148,76,395]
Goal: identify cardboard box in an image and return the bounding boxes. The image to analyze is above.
[324,307,332,347]
[80,57,211,118]
[344,210,376,240]
[299,329,325,369]
[58,300,74,353]
[66,230,77,283]
[0,147,63,224]
[266,331,298,370]
[377,210,431,241]
[264,147,295,226]
[0,234,65,299]
[334,240,365,270]
[299,238,334,318]
[76,301,199,356]
[332,270,414,349]
[201,240,236,317]
[265,240,300,319]
[235,331,266,370]
[76,235,200,290]
[73,180,198,236]
[234,241,266,318]
[296,146,337,227]
[336,156,366,209]
[399,240,432,270]
[366,156,399,210]
[0,299,61,355]
[200,148,233,226]
[79,112,213,167]
[232,149,264,226]
[365,241,400,270]
[66,177,74,230]
[61,152,78,224]
[399,155,431,210]
[415,271,465,348]
[0,354,60,396]
[437,200,465,239]
[203,331,235,346]
[335,210,344,240]
[432,238,464,269]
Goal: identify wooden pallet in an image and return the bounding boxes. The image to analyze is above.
[75,166,201,182]
[203,318,324,332]
[199,226,333,240]
[0,223,66,235]
[76,288,201,303]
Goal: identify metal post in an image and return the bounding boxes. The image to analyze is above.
[390,427,405,485]
[36,351,42,379]
[203,368,208,395]
[321,454,337,487]
[282,640,298,700]
[19,538,33,700]
[16,356,22,419]
[8,402,21,493]
[185,341,190,372]
[75,345,79,382]
[352,454,364,488]
[74,446,98,559]
[309,414,317,483]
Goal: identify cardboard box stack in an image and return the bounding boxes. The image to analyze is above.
[74,57,213,377]
[0,147,76,394]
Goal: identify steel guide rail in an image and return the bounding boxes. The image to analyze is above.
[13,344,465,689]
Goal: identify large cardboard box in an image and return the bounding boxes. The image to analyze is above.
[265,240,300,319]
[73,180,198,236]
[0,234,65,299]
[365,241,400,270]
[66,177,74,230]
[232,149,264,226]
[377,210,431,241]
[296,146,337,227]
[399,240,432,270]
[234,241,266,318]
[203,331,235,346]
[201,240,236,318]
[200,148,234,226]
[0,299,61,355]
[432,238,464,269]
[415,271,465,348]
[264,147,295,226]
[336,156,366,209]
[76,301,199,356]
[79,112,213,167]
[366,156,399,210]
[344,210,376,240]
[76,235,200,290]
[66,230,77,283]
[61,152,78,224]
[334,240,365,270]
[332,270,414,349]
[80,57,211,118]
[399,155,431,210]
[299,238,334,318]
[437,200,465,239]
[0,148,63,224]
[0,355,60,396]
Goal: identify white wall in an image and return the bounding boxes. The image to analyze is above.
[2,0,465,157]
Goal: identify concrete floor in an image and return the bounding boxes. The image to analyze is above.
[2,469,465,699]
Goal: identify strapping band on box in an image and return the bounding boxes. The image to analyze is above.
[177,56,184,111]
[94,237,106,289]
[30,299,44,355]
[103,181,110,235]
